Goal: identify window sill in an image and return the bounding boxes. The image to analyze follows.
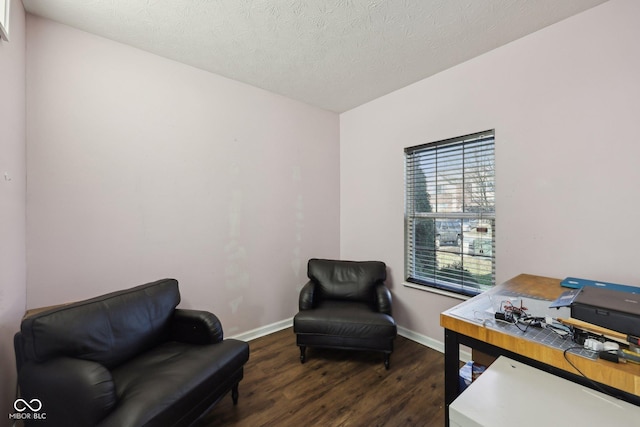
[403,282,471,301]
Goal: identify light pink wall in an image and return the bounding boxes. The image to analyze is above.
[0,0,26,417]
[340,0,640,341]
[26,16,340,336]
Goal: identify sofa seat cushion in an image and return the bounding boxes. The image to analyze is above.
[102,339,249,427]
[294,300,396,339]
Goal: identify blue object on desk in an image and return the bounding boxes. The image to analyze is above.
[561,277,640,294]
[549,289,582,308]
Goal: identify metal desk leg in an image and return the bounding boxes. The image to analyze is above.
[444,328,460,427]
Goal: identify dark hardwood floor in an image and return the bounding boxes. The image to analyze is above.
[195,327,447,426]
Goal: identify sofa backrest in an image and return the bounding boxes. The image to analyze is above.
[307,259,387,304]
[19,279,180,369]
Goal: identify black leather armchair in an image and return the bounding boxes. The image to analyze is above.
[293,259,397,369]
[14,279,250,427]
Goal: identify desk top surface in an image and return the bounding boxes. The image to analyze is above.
[487,273,566,299]
[441,273,640,397]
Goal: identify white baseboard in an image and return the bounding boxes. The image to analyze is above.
[229,318,293,342]
[229,319,471,363]
[398,326,472,363]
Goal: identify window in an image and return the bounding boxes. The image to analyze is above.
[0,0,9,42]
[405,130,495,296]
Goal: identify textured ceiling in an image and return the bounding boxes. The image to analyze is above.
[22,0,608,112]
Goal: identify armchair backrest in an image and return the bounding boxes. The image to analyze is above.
[308,259,387,304]
[18,279,180,369]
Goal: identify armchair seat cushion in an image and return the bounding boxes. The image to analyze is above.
[294,301,396,339]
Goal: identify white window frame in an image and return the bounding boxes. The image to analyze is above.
[404,130,495,296]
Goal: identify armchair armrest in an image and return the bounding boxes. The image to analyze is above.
[170,309,223,344]
[375,284,393,315]
[18,357,116,426]
[298,281,316,310]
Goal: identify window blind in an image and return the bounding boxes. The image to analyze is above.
[405,130,495,296]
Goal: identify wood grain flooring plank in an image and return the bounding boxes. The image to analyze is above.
[194,328,446,426]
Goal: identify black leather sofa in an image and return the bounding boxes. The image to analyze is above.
[293,259,397,369]
[14,279,250,427]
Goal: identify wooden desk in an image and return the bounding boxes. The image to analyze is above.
[441,274,640,426]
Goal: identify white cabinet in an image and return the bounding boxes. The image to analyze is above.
[449,356,640,427]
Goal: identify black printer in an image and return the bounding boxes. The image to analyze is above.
[571,286,640,336]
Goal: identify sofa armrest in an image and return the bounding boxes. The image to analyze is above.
[18,357,116,426]
[170,309,224,344]
[299,281,316,310]
[375,284,393,315]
